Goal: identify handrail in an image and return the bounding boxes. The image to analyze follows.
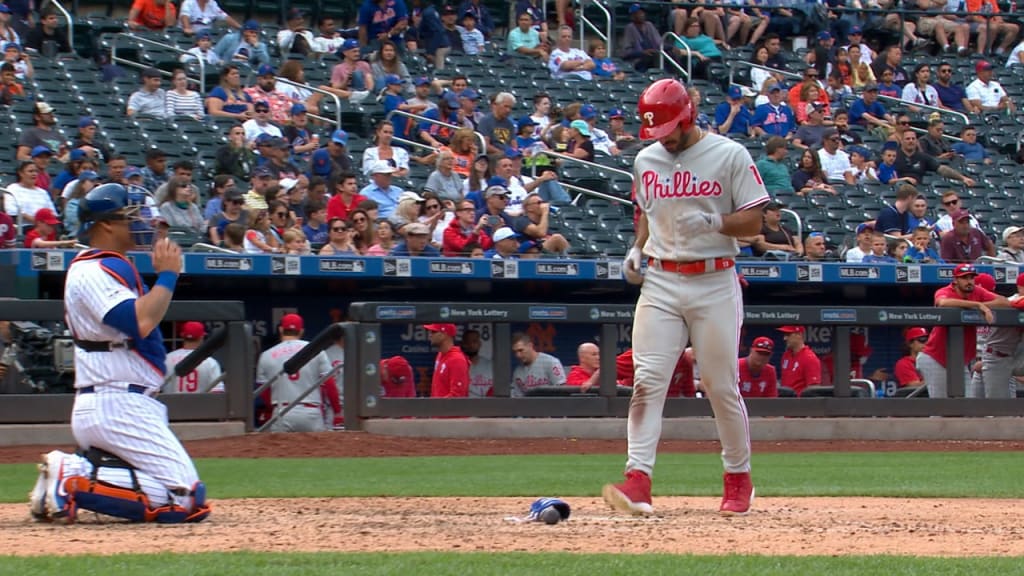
[875,94,970,126]
[530,149,635,206]
[660,32,690,80]
[385,109,488,156]
[111,33,206,93]
[272,76,341,128]
[578,0,613,53]
[780,208,803,244]
[190,242,238,254]
[728,60,803,91]
[48,0,75,56]
[1,187,23,233]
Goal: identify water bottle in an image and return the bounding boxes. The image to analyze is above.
[875,384,886,398]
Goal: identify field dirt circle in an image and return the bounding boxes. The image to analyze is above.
[3,433,1023,557]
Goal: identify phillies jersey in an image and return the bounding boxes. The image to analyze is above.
[921,284,997,367]
[633,132,769,261]
[165,349,223,393]
[738,357,778,398]
[512,352,566,397]
[780,346,821,395]
[614,349,695,397]
[468,356,494,397]
[256,340,332,405]
[431,347,470,398]
[894,355,923,386]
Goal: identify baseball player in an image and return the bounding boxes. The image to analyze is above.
[566,342,601,391]
[615,348,695,397]
[603,78,769,517]
[380,355,416,397]
[511,332,566,396]
[424,323,470,397]
[778,326,821,396]
[917,263,1009,398]
[28,183,210,524]
[894,327,927,390]
[256,313,333,432]
[164,322,224,393]
[461,329,494,397]
[322,333,345,429]
[968,274,1024,399]
[738,337,778,398]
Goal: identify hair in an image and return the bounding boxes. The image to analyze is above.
[833,109,848,119]
[511,332,533,347]
[765,136,788,155]
[223,222,245,248]
[172,160,194,172]
[219,64,239,85]
[164,176,192,203]
[435,148,455,168]
[912,225,931,237]
[373,119,393,143]
[887,238,908,258]
[562,102,582,120]
[960,125,976,135]
[0,62,14,74]
[16,160,35,181]
[763,32,780,43]
[800,148,827,181]
[896,184,919,202]
[213,174,233,193]
[331,171,358,190]
[282,227,306,244]
[558,24,573,35]
[587,38,607,56]
[941,189,958,200]
[356,198,379,211]
[799,81,819,102]
[267,199,288,221]
[305,199,326,214]
[245,206,267,230]
[468,155,491,194]
[450,128,477,154]
[278,60,304,82]
[493,92,516,106]
[375,40,400,70]
[349,210,374,250]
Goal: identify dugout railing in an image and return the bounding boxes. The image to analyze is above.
[336,302,1024,430]
[0,300,254,429]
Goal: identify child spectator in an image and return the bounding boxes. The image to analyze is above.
[382,75,415,140]
[180,30,222,65]
[589,38,625,81]
[458,11,486,55]
[848,146,877,183]
[24,208,75,248]
[876,142,912,185]
[0,61,23,105]
[905,226,943,263]
[951,126,992,164]
[861,232,897,263]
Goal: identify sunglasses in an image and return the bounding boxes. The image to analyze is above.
[914,337,928,344]
[898,121,910,126]
[273,211,287,217]
[331,226,348,232]
[255,107,269,112]
[228,199,244,205]
[352,217,367,222]
[425,204,441,210]
[943,199,960,206]
[806,73,819,78]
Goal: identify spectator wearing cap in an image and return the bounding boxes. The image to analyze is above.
[359,161,404,219]
[847,146,877,184]
[207,64,255,120]
[242,165,275,210]
[425,150,465,203]
[126,67,168,119]
[388,190,427,231]
[918,118,955,161]
[382,74,420,140]
[458,10,486,55]
[3,42,30,79]
[605,107,636,149]
[751,84,795,140]
[893,130,975,187]
[24,208,74,248]
[278,8,316,56]
[476,184,516,238]
[817,128,855,184]
[28,145,53,193]
[844,223,875,262]
[281,103,318,165]
[998,225,1024,263]
[576,104,616,156]
[407,76,439,114]
[179,30,222,65]
[501,148,569,206]
[310,129,353,182]
[484,226,520,259]
[242,64,291,124]
[778,326,820,396]
[754,137,794,195]
[418,91,460,150]
[0,5,20,47]
[389,221,441,256]
[847,83,893,134]
[207,189,248,245]
[514,116,545,159]
[424,323,470,398]
[242,99,284,145]
[739,337,778,398]
[259,137,301,181]
[364,120,411,178]
[792,103,828,149]
[549,25,595,81]
[53,148,90,199]
[458,0,494,37]
[179,0,239,36]
[512,192,570,255]
[508,11,549,61]
[713,86,754,138]
[753,201,801,258]
[940,209,995,262]
[622,4,661,72]
[951,125,992,165]
[214,20,270,69]
[831,110,861,148]
[918,263,1009,398]
[437,5,466,55]
[327,38,374,98]
[359,0,409,54]
[567,119,595,162]
[127,0,176,31]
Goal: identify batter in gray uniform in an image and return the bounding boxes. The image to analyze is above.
[511,332,566,397]
[256,314,332,432]
[970,277,1024,398]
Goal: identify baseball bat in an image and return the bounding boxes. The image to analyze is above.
[173,327,228,377]
[282,323,343,375]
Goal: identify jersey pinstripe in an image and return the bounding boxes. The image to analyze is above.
[165,349,223,393]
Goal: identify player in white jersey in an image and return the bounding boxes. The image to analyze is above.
[256,313,332,433]
[322,333,345,429]
[165,322,224,393]
[28,183,210,524]
[602,79,769,517]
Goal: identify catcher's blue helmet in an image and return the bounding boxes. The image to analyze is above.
[78,183,156,246]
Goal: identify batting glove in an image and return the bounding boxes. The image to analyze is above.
[623,246,644,285]
[677,211,723,237]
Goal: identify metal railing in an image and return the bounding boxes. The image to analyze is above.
[110,33,206,93]
[272,76,341,128]
[660,32,691,80]
[384,110,488,155]
[578,0,613,53]
[48,0,75,56]
[781,207,803,242]
[530,149,634,206]
[876,93,970,126]
[1,187,23,235]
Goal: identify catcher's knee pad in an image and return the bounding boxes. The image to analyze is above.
[153,482,211,524]
[64,476,152,522]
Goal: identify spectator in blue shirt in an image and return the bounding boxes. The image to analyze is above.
[951,126,992,164]
[934,62,980,114]
[458,0,495,38]
[847,83,893,134]
[213,20,270,69]
[861,232,898,263]
[751,84,795,139]
[359,161,404,218]
[358,0,409,53]
[389,221,441,256]
[905,226,943,263]
[714,85,753,137]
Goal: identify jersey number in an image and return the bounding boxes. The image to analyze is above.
[749,165,764,186]
[178,371,198,393]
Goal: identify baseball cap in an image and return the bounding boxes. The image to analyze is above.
[331,128,348,146]
[69,148,88,161]
[125,166,143,179]
[77,115,97,128]
[369,160,397,174]
[953,263,978,278]
[195,30,211,40]
[30,145,52,158]
[253,165,275,178]
[882,140,899,152]
[728,85,743,99]
[768,83,784,92]
[850,25,863,35]
[34,207,59,225]
[822,127,839,140]
[0,5,10,13]
[339,38,360,53]
[904,327,928,342]
[608,107,624,118]
[405,222,431,235]
[518,116,538,129]
[976,60,993,73]
[413,76,432,86]
[462,9,476,18]
[817,31,832,41]
[485,184,510,198]
[975,272,996,291]
[486,175,508,188]
[311,149,331,176]
[180,321,207,340]
[267,136,289,149]
[279,177,299,192]
[442,91,460,108]
[493,227,517,242]
[34,101,54,114]
[242,20,260,31]
[382,356,411,381]
[385,74,404,85]
[224,189,244,201]
[399,190,425,203]
[856,222,875,235]
[257,64,275,76]
[141,67,162,79]
[847,145,870,159]
[423,323,457,338]
[579,104,598,119]
[280,313,304,331]
[1003,225,1024,242]
[504,146,523,159]
[254,133,273,146]
[460,88,480,100]
[952,208,971,221]
[751,336,774,353]
[629,3,644,13]
[763,201,784,211]
[570,119,591,137]
[777,326,805,334]
[806,101,826,115]
[290,102,307,115]
[863,82,879,92]
[441,5,457,15]
[3,42,19,52]
[78,170,98,181]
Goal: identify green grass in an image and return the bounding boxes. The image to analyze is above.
[1,552,1023,576]
[0,452,1020,502]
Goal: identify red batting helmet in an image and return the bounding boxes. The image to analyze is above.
[637,78,696,140]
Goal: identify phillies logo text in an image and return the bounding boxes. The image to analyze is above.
[641,170,723,202]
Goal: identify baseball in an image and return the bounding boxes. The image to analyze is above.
[540,507,561,525]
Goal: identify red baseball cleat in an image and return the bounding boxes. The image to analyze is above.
[720,472,755,516]
[602,469,654,516]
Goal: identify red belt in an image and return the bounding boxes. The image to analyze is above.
[985,347,1011,358]
[274,402,321,408]
[649,257,735,275]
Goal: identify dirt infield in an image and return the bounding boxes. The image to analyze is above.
[5,433,1023,557]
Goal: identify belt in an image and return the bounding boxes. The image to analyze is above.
[649,257,735,275]
[274,402,321,409]
[74,339,136,352]
[985,346,1011,358]
[78,384,149,395]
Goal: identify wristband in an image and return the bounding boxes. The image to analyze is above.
[155,271,178,292]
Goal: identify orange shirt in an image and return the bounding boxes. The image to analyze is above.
[131,0,176,30]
